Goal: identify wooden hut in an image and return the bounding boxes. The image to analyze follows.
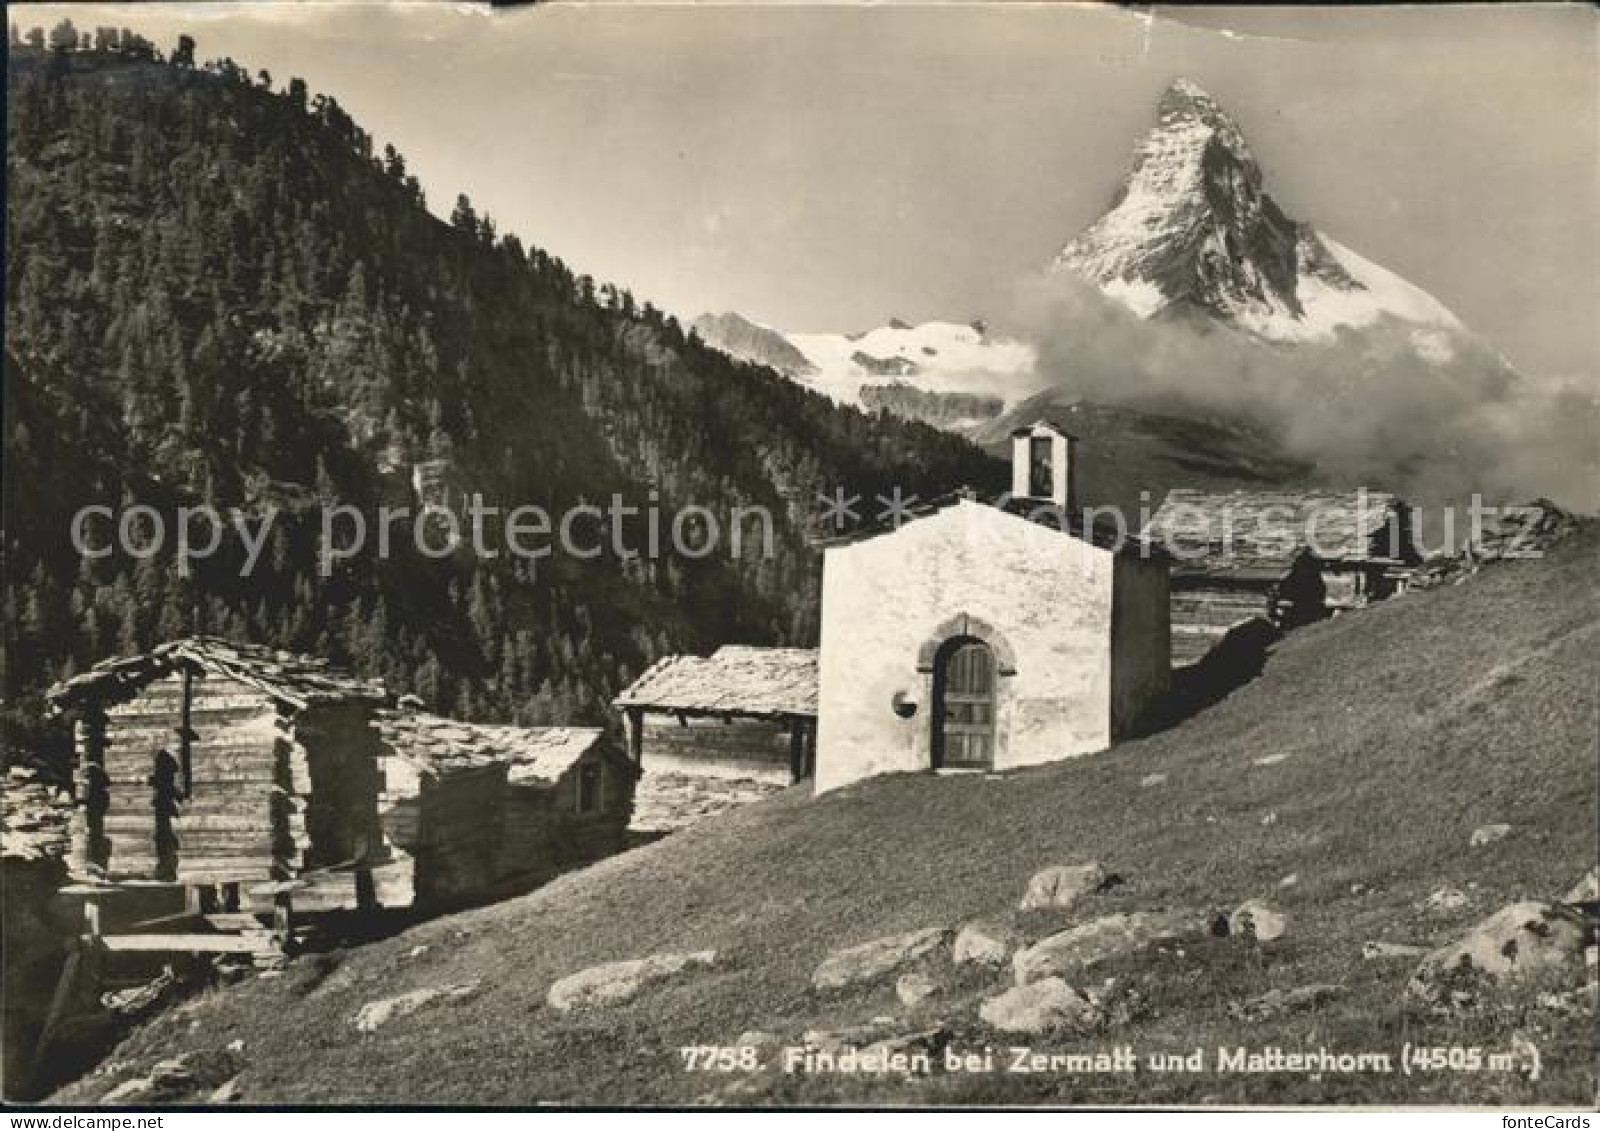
[1144,489,1419,667]
[613,646,817,831]
[369,709,636,906]
[46,638,393,922]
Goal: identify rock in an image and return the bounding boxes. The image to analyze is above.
[208,1076,242,1104]
[354,981,480,1031]
[1228,900,1287,942]
[1229,984,1343,1022]
[1139,772,1168,788]
[801,1019,900,1055]
[1019,863,1107,912]
[100,1077,154,1104]
[1562,868,1598,905]
[1421,887,1470,915]
[1469,823,1512,848]
[225,1039,245,1053]
[860,1026,951,1067]
[1253,753,1289,766]
[979,978,1101,1035]
[735,1030,782,1059]
[148,1058,195,1089]
[811,928,950,992]
[548,952,717,1012]
[1537,985,1599,1016]
[102,970,180,1020]
[952,921,1017,968]
[896,971,938,1008]
[1278,874,1299,889]
[1013,911,1195,984]
[1408,902,1589,1007]
[1363,941,1428,961]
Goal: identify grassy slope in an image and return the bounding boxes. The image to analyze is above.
[57,527,1598,1107]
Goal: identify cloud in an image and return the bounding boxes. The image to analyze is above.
[1000,271,1600,511]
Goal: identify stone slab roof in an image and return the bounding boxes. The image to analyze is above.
[372,709,618,786]
[613,645,817,719]
[46,636,390,714]
[2,764,73,862]
[1145,489,1416,577]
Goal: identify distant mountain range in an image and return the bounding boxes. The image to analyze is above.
[690,77,1551,507]
[692,313,1037,426]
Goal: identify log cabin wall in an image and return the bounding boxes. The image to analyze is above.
[536,750,634,870]
[282,703,392,912]
[91,671,282,884]
[413,766,508,906]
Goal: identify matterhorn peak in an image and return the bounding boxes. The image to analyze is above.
[1158,76,1219,115]
[1053,79,1464,344]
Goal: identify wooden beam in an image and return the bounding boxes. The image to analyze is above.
[788,721,805,784]
[623,707,644,765]
[98,933,279,955]
[29,945,83,1090]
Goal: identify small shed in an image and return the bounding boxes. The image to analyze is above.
[46,637,393,916]
[370,709,636,906]
[1144,489,1420,667]
[612,646,817,831]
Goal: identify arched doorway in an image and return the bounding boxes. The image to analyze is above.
[931,637,996,770]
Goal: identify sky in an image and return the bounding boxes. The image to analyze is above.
[13,2,1598,381]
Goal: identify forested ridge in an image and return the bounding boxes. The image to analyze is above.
[2,25,1002,758]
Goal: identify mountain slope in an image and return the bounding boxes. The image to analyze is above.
[691,312,817,377]
[55,525,1599,1106]
[1054,79,1470,350]
[2,44,1002,738]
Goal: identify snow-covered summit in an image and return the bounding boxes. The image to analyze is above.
[1054,78,1465,346]
[697,314,1039,411]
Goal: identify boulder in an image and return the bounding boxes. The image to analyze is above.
[860,1026,951,1067]
[1229,984,1343,1023]
[811,928,950,992]
[735,1030,782,1058]
[1562,868,1598,905]
[1013,911,1194,984]
[98,1049,244,1104]
[355,981,480,1031]
[1421,887,1470,916]
[801,1019,901,1055]
[1228,900,1287,942]
[952,921,1018,968]
[547,952,717,1012]
[979,978,1100,1035]
[1362,941,1428,961]
[896,972,938,1008]
[100,1078,154,1104]
[1407,902,1588,1007]
[148,1058,195,1090]
[1019,863,1106,912]
[1469,823,1512,848]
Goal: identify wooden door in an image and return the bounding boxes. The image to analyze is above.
[934,641,995,770]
